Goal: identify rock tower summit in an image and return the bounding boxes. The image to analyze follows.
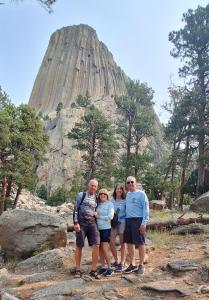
[29,24,127,114]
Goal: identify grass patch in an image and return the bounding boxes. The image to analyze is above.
[4,258,18,271]
[147,229,172,247]
[32,242,52,256]
[147,229,186,248]
[16,280,24,287]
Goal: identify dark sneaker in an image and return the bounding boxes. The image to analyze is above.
[115,263,125,272]
[135,264,145,276]
[74,270,81,278]
[98,267,107,275]
[123,264,138,274]
[89,270,100,280]
[111,261,118,270]
[104,268,113,277]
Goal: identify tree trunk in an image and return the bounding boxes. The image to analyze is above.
[196,72,206,196]
[179,133,190,209]
[0,176,7,214]
[167,141,180,209]
[147,216,209,231]
[13,185,22,208]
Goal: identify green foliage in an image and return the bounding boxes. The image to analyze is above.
[114,80,155,177]
[68,97,118,183]
[68,170,86,202]
[169,4,209,196]
[0,87,48,211]
[75,92,91,108]
[56,102,63,114]
[36,184,48,201]
[43,114,49,121]
[183,169,209,196]
[7,0,57,13]
[47,186,70,206]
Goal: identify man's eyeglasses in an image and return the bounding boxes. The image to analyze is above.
[126,181,135,184]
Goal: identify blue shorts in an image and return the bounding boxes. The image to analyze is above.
[124,218,145,246]
[99,229,111,243]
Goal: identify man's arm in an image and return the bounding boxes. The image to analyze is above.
[140,192,149,232]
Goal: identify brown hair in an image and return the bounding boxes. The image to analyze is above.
[113,184,126,200]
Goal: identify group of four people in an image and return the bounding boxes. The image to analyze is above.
[73,176,149,279]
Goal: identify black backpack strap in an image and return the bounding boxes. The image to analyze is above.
[78,192,86,212]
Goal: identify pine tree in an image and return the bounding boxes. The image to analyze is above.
[114,80,154,178]
[169,4,209,196]
[68,96,118,184]
[0,88,48,213]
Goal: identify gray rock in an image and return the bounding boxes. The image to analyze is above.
[30,278,84,300]
[167,259,199,272]
[24,271,55,283]
[150,200,166,211]
[141,284,192,297]
[190,191,209,212]
[0,209,67,258]
[15,248,70,274]
[0,268,10,288]
[170,223,209,235]
[0,292,20,300]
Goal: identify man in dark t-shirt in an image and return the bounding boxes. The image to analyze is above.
[73,179,100,278]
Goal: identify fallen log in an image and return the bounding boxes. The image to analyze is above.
[147,216,209,231]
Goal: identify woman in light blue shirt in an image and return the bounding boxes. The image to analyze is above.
[110,184,126,272]
[96,188,114,277]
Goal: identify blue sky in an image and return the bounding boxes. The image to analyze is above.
[0,0,209,123]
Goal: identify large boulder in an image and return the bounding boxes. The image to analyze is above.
[0,209,67,259]
[190,191,209,212]
[15,248,70,274]
[150,200,166,210]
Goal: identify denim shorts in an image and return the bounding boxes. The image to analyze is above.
[76,222,100,248]
[124,217,145,246]
[99,229,111,243]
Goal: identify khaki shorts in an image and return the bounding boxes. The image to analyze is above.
[111,222,126,236]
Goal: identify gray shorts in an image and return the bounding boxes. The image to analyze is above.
[111,222,126,236]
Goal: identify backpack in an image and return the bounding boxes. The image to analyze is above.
[111,208,120,228]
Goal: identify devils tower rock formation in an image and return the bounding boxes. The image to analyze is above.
[29,24,127,114]
[29,24,165,192]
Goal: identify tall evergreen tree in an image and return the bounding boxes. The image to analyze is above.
[68,96,118,184]
[114,80,154,178]
[0,87,48,213]
[169,4,209,195]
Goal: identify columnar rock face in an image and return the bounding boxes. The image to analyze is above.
[29,24,127,114]
[28,24,166,192]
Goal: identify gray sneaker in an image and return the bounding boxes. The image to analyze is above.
[135,264,145,276]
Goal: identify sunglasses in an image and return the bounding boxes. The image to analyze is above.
[99,193,108,196]
[126,181,135,184]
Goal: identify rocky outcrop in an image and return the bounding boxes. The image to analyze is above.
[28,24,166,191]
[190,191,209,213]
[29,24,127,114]
[0,210,67,258]
[150,200,166,210]
[16,189,73,220]
[15,248,70,274]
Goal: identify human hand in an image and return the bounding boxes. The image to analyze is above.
[74,224,80,232]
[94,212,100,219]
[139,224,146,233]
